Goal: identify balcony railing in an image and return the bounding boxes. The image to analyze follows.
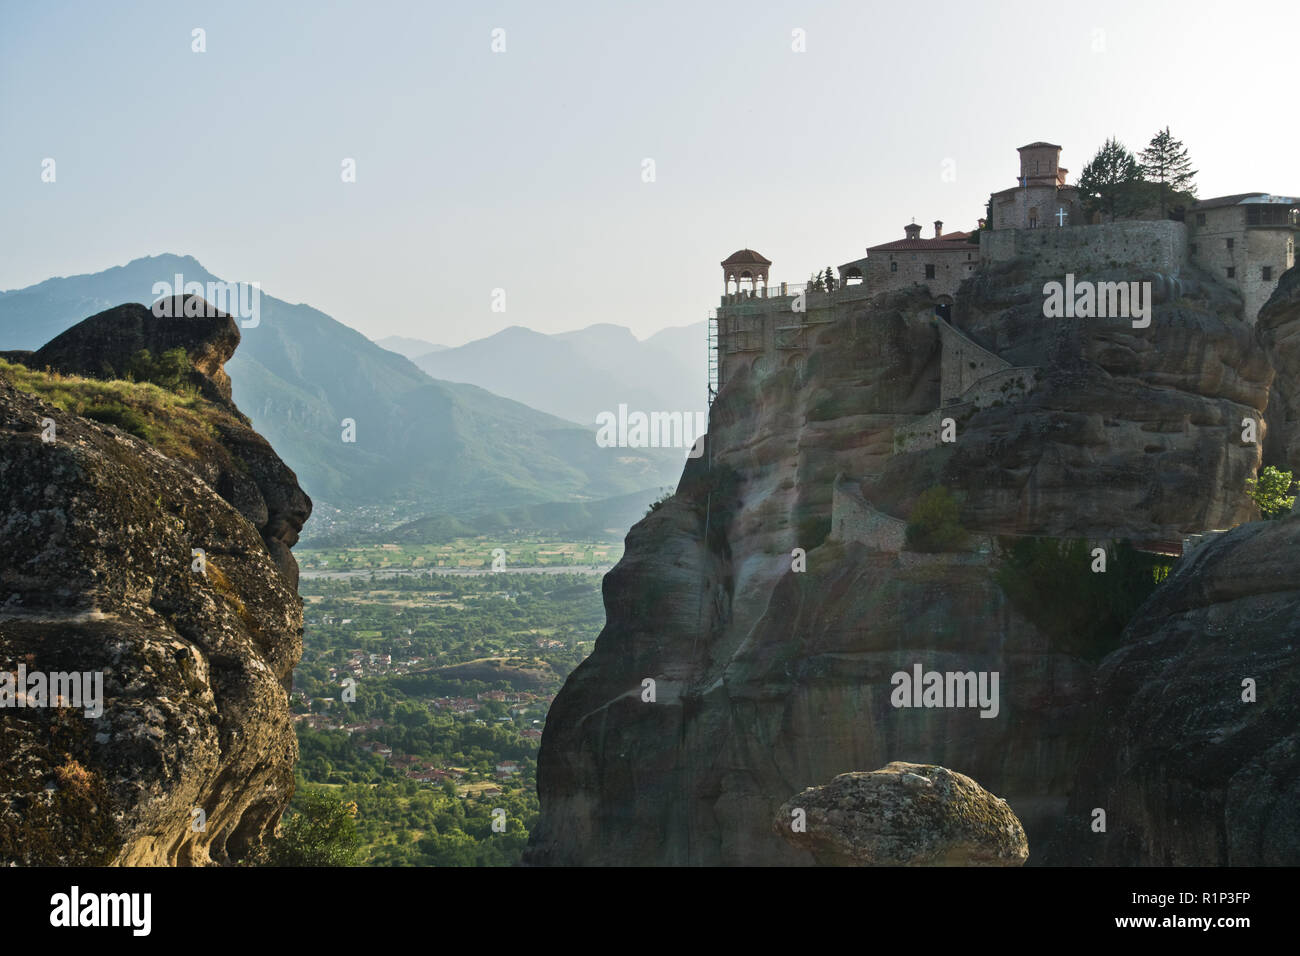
[719,280,873,307]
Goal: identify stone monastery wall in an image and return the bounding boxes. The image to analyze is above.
[980,220,1188,275]
[940,320,1011,403]
[829,476,907,551]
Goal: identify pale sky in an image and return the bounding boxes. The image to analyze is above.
[2,0,1296,346]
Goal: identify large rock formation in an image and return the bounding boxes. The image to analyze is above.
[1257,263,1300,472]
[22,299,310,588]
[1049,516,1300,865]
[775,763,1028,866]
[527,259,1288,866]
[28,296,241,405]
[0,300,309,865]
[876,262,1270,537]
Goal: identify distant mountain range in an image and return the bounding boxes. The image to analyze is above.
[374,335,447,360]
[334,486,672,548]
[407,321,706,428]
[0,255,687,530]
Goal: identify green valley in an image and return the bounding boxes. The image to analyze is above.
[286,557,610,866]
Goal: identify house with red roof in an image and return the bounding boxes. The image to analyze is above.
[839,219,980,303]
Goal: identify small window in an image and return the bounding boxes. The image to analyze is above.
[1263,266,1274,281]
[1028,217,1038,229]
[1227,266,1236,279]
[1196,212,1206,226]
[890,261,897,273]
[925,264,936,279]
[1226,238,1234,250]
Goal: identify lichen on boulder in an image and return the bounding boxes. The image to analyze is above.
[774,762,1028,866]
[0,299,309,866]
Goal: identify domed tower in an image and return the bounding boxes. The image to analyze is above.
[721,249,771,295]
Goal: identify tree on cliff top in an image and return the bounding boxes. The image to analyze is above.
[1077,137,1144,222]
[1140,127,1198,217]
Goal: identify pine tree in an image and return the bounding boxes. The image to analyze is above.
[1140,127,1197,217]
[824,265,835,292]
[1077,137,1144,222]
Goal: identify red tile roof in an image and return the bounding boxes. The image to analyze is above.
[867,234,977,253]
[721,249,772,266]
[990,182,1080,198]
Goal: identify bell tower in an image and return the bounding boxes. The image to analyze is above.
[1018,142,1065,186]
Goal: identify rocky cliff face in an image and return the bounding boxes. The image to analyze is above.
[1049,515,1300,865]
[1043,262,1300,865]
[1257,264,1300,472]
[528,260,1296,866]
[0,300,310,865]
[24,299,310,588]
[876,262,1270,537]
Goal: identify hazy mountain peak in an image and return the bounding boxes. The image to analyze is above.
[555,323,639,344]
[0,257,686,513]
[494,324,551,340]
[374,334,447,360]
[411,318,704,427]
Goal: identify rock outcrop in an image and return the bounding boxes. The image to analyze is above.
[1049,516,1300,865]
[775,763,1028,866]
[30,296,241,404]
[876,263,1270,537]
[21,300,309,588]
[528,259,1290,866]
[0,300,309,865]
[1257,263,1300,472]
